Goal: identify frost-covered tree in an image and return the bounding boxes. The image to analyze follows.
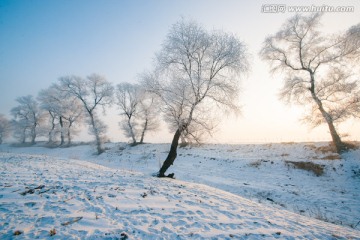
[116,83,160,144]
[38,85,84,145]
[116,83,141,144]
[61,102,83,146]
[59,74,113,153]
[138,90,160,144]
[260,14,360,153]
[38,87,60,143]
[0,114,11,144]
[10,95,43,144]
[143,19,249,177]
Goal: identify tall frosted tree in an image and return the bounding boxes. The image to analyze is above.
[260,14,360,153]
[144,19,249,177]
[59,74,114,154]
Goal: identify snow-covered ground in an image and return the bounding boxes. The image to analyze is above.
[0,142,359,239]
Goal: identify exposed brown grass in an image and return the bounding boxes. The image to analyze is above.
[343,141,360,151]
[280,142,296,145]
[315,144,336,154]
[285,161,325,177]
[315,142,360,154]
[321,155,341,160]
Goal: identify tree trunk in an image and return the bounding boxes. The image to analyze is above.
[59,117,65,145]
[67,122,73,146]
[309,72,345,153]
[21,128,26,143]
[89,112,103,154]
[48,112,56,143]
[326,118,345,153]
[158,128,182,177]
[127,118,137,144]
[30,123,36,145]
[139,119,148,144]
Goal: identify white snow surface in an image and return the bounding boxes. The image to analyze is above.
[1,142,360,239]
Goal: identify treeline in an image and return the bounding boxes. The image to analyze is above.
[1,15,360,161]
[0,74,160,154]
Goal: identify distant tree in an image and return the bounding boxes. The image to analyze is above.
[116,83,141,144]
[59,74,113,153]
[38,87,60,144]
[260,13,360,153]
[0,114,11,144]
[137,90,160,144]
[61,101,83,146]
[38,85,84,145]
[143,19,249,177]
[115,83,160,145]
[10,95,43,144]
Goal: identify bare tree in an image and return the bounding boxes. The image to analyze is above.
[0,114,11,144]
[38,85,84,145]
[38,87,61,144]
[10,95,43,144]
[260,14,360,153]
[143,19,249,177]
[138,90,160,144]
[61,103,83,146]
[116,83,160,145]
[116,83,141,144]
[59,74,113,153]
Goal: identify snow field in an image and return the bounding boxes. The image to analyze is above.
[0,142,360,239]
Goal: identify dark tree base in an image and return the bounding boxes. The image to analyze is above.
[156,172,175,179]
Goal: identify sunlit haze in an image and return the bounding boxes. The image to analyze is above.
[1,0,359,143]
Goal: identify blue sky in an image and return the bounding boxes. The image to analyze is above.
[1,0,359,143]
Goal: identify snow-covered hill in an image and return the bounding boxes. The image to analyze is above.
[0,142,359,239]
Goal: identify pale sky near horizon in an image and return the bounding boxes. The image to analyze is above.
[1,0,359,143]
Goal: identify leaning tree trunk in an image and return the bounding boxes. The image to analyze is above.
[158,128,182,177]
[139,119,148,144]
[315,102,344,153]
[309,73,345,153]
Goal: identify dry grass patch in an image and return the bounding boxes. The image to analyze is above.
[315,144,336,154]
[280,142,296,145]
[285,161,325,177]
[343,141,360,151]
[321,155,341,160]
[315,142,359,154]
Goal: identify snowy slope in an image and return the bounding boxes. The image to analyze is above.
[1,151,359,239]
[1,142,360,239]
